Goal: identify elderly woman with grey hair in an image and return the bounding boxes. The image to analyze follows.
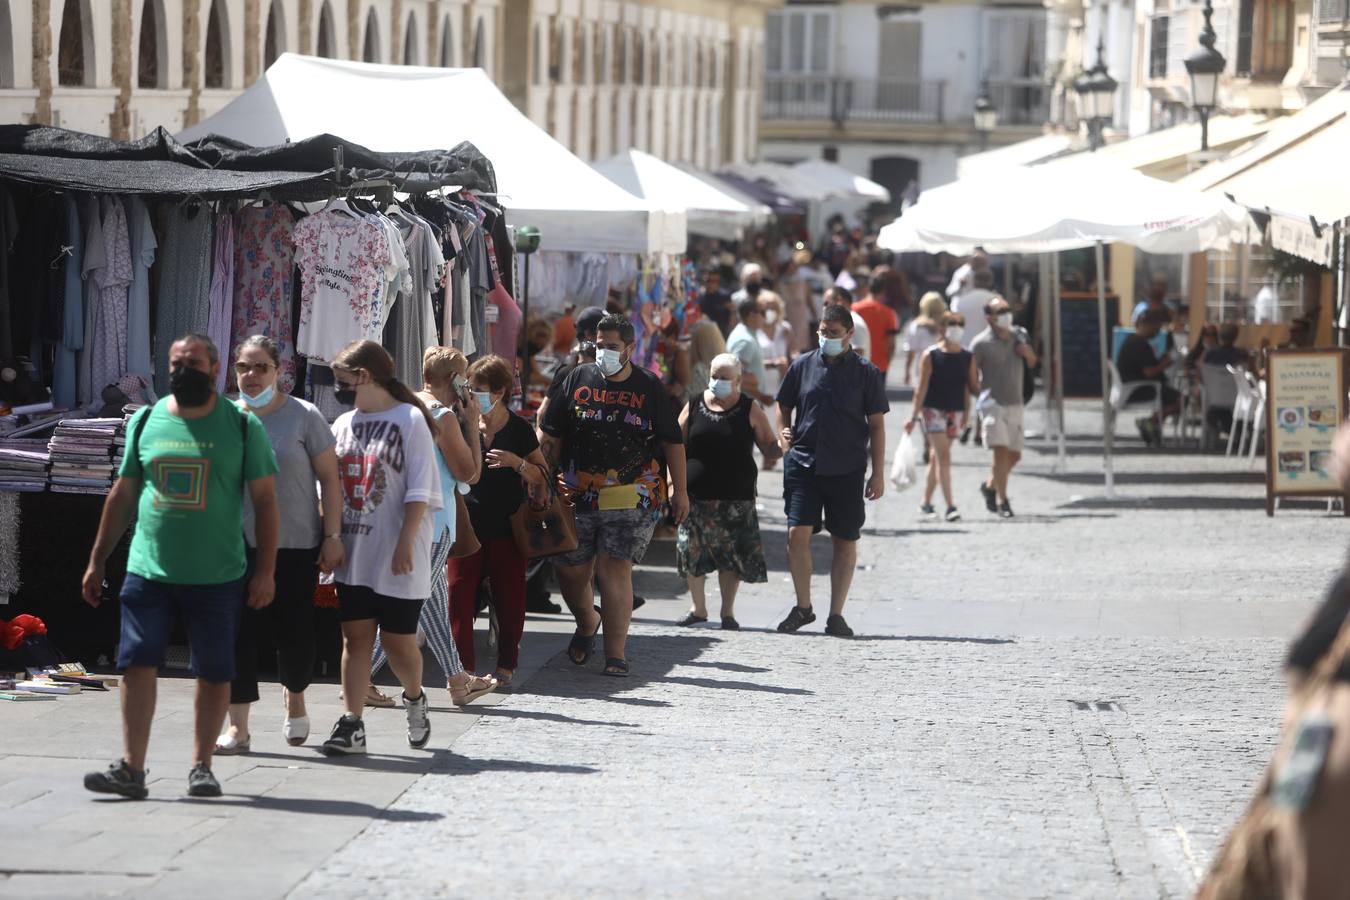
[674,353,782,630]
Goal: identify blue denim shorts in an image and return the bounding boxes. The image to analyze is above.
[117,573,246,682]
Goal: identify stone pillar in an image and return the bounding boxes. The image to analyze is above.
[184,0,203,126]
[32,0,53,125]
[347,0,360,59]
[112,0,133,139]
[390,0,403,62]
[428,1,441,64]
[245,0,261,84]
[299,0,314,55]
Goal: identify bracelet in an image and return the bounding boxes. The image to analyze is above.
[517,461,527,475]
[324,533,341,541]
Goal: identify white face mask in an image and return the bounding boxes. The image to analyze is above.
[596,348,625,377]
[945,326,965,343]
[994,313,1014,330]
[765,309,779,325]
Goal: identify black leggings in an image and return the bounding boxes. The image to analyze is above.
[230,546,321,705]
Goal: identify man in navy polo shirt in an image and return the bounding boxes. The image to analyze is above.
[774,304,889,637]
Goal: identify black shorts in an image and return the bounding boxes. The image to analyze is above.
[336,583,425,634]
[1126,383,1181,408]
[782,455,866,542]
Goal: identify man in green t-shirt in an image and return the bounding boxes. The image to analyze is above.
[81,334,279,800]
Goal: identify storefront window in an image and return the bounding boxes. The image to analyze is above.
[1205,245,1306,324]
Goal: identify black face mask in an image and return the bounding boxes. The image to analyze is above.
[334,384,357,407]
[169,365,213,408]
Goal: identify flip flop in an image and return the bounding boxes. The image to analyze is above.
[567,620,601,666]
[602,658,630,678]
[676,612,708,627]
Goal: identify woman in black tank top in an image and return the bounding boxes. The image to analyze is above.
[903,311,973,522]
[674,353,783,630]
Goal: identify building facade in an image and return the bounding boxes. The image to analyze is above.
[0,0,771,167]
[756,0,1051,210]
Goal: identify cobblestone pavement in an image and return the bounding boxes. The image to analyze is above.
[5,395,1348,899]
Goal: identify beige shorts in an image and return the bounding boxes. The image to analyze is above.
[982,403,1025,452]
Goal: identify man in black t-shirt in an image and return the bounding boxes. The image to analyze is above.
[1116,309,1179,447]
[540,314,688,677]
[536,305,604,432]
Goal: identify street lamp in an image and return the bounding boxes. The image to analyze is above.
[973,80,997,150]
[516,225,542,383]
[1073,37,1118,151]
[1185,0,1226,152]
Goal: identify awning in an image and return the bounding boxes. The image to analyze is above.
[594,149,756,242]
[956,133,1076,179]
[1040,114,1273,183]
[791,159,891,203]
[1178,85,1350,261]
[711,172,807,217]
[721,161,842,203]
[179,54,675,255]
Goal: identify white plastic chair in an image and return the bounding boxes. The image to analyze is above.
[1200,363,1238,450]
[1244,370,1267,468]
[1225,365,1264,464]
[1107,360,1163,442]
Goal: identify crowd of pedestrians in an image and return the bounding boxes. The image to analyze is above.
[77,239,1035,799]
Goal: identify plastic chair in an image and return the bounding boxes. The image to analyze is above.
[1243,370,1267,468]
[1225,365,1263,462]
[1107,360,1163,442]
[1200,363,1238,450]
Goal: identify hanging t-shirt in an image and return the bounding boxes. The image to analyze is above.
[332,403,442,600]
[294,209,393,363]
[540,363,682,513]
[120,397,279,585]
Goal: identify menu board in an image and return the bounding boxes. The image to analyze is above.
[1265,349,1350,515]
[1060,294,1120,398]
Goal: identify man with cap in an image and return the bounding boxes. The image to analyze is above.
[537,305,606,429]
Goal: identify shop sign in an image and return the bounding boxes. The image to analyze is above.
[1265,349,1350,515]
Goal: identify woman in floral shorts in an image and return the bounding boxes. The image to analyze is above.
[904,312,973,522]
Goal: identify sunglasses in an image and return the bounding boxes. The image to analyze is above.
[234,362,276,375]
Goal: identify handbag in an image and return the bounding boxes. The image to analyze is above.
[448,491,481,559]
[510,466,578,559]
[1198,607,1350,899]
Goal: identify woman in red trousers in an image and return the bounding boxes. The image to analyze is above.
[448,355,548,687]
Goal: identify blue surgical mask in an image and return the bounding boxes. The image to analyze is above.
[820,336,846,357]
[709,378,733,398]
[472,390,495,415]
[596,348,625,377]
[241,383,275,409]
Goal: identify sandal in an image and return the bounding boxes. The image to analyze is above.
[567,618,602,666]
[493,670,514,690]
[344,684,396,708]
[450,674,498,707]
[214,731,250,755]
[675,612,708,627]
[602,658,630,678]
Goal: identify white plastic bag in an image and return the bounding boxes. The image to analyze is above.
[890,431,919,491]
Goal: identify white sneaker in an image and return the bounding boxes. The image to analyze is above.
[404,691,431,749]
[283,714,310,747]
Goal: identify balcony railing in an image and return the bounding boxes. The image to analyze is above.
[987,80,1050,126]
[763,75,947,124]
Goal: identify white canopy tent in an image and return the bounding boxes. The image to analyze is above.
[878,159,1252,495]
[593,149,759,242]
[791,160,892,204]
[178,54,683,256]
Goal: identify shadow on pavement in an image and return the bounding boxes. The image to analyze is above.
[1027,470,1264,486]
[1061,495,1268,511]
[680,659,772,674]
[733,627,1014,645]
[430,753,600,776]
[472,707,639,728]
[653,675,813,696]
[243,750,441,776]
[177,795,445,821]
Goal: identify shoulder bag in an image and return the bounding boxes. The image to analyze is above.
[510,464,578,559]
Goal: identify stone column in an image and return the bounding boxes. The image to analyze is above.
[299,0,314,55]
[347,0,360,59]
[245,0,261,84]
[32,0,53,125]
[184,0,203,126]
[112,0,133,139]
[428,0,440,64]
[390,0,403,62]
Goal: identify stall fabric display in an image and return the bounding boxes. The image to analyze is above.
[88,197,132,407]
[383,207,444,389]
[47,418,120,494]
[231,203,297,393]
[294,206,393,364]
[154,205,215,394]
[0,188,15,358]
[207,212,234,393]
[77,196,105,406]
[0,441,50,493]
[51,195,84,410]
[0,491,18,593]
[124,197,156,390]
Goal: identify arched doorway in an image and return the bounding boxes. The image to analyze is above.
[316,1,337,59]
[264,0,286,68]
[0,1,12,89]
[869,156,920,220]
[439,14,454,67]
[204,0,229,87]
[472,17,485,69]
[137,0,167,88]
[58,0,93,86]
[362,9,381,63]
[403,12,419,65]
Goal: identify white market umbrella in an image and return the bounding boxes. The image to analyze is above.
[792,159,892,204]
[879,159,1252,496]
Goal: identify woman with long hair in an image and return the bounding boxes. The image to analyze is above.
[685,318,726,403]
[448,354,549,688]
[366,347,499,706]
[903,292,947,386]
[321,340,442,756]
[215,335,343,755]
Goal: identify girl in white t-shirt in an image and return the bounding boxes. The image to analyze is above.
[322,340,443,756]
